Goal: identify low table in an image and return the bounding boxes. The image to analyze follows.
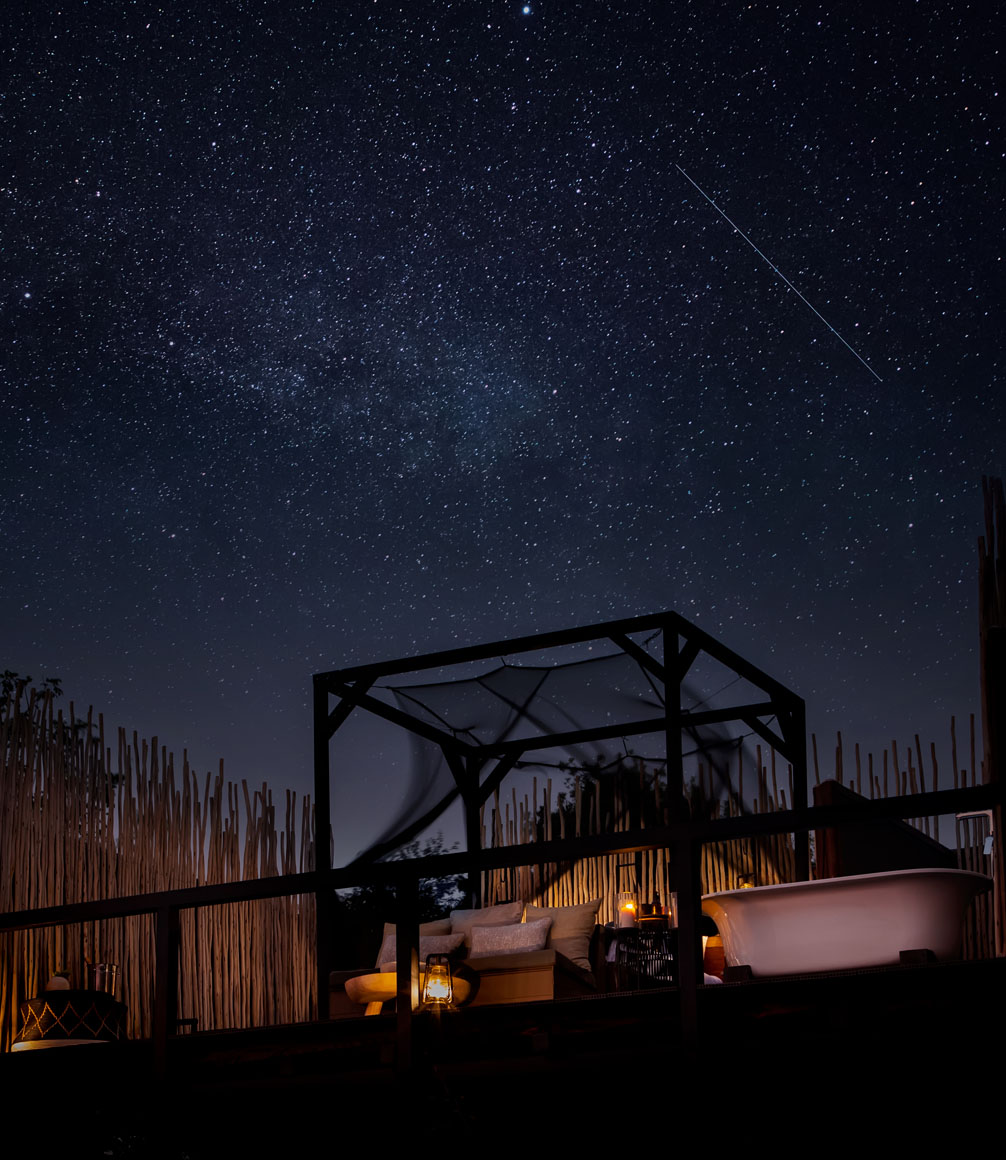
[344,970,472,1016]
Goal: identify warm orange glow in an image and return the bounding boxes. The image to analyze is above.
[424,970,451,1002]
[617,891,639,928]
[421,954,454,1006]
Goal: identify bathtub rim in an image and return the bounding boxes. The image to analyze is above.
[701,865,992,905]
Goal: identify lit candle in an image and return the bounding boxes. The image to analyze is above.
[617,893,637,928]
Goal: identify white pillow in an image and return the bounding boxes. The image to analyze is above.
[450,901,523,948]
[377,932,465,972]
[374,918,452,968]
[469,917,553,958]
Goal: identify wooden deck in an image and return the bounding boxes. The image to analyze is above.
[4,956,1003,1154]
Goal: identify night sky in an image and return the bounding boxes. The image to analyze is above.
[3,2,1001,861]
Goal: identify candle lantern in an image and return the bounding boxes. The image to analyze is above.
[616,892,638,928]
[421,953,455,1010]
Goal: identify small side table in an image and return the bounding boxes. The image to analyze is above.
[605,925,678,991]
[11,990,127,1050]
[344,970,472,1016]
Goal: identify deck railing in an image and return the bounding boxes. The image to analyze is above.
[1,779,1000,1071]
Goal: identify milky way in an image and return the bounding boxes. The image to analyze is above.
[2,2,1000,857]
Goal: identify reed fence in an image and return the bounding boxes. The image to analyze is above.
[0,687,316,1054]
[2,684,997,1054]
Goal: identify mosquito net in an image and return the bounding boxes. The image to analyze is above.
[353,644,759,861]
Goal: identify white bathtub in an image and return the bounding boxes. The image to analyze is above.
[702,868,992,977]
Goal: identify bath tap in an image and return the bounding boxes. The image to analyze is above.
[956,809,999,953]
[956,809,994,856]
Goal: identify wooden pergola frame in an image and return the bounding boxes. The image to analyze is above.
[312,610,811,1030]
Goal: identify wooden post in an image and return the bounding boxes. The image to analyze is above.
[675,835,701,1057]
[979,477,1006,955]
[790,698,810,881]
[464,756,483,909]
[153,905,179,1077]
[665,619,687,821]
[395,875,420,1074]
[983,626,1006,954]
[313,676,333,1022]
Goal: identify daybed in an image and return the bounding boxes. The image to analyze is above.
[330,900,603,1017]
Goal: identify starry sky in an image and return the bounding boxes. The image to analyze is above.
[2,1,1001,861]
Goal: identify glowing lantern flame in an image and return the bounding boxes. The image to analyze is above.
[421,954,454,1007]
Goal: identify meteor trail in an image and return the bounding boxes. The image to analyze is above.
[676,165,883,383]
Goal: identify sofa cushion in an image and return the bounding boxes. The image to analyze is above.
[462,948,558,972]
[523,900,601,969]
[376,931,465,972]
[374,918,452,968]
[469,917,552,958]
[450,901,523,949]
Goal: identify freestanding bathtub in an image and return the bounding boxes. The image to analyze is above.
[702,867,992,977]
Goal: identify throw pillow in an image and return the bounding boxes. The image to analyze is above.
[469,917,553,958]
[377,932,466,973]
[374,918,452,968]
[450,901,523,949]
[523,899,601,969]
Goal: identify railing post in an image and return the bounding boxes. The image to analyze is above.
[464,756,483,908]
[675,835,702,1057]
[153,905,180,1077]
[790,698,810,881]
[395,874,420,1073]
[314,675,333,1022]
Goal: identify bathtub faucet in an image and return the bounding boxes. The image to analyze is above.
[956,809,994,856]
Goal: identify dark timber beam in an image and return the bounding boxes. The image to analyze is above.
[480,715,668,758]
[325,677,373,736]
[463,754,483,907]
[153,906,179,1077]
[740,713,788,755]
[316,611,673,683]
[681,701,778,729]
[609,631,668,684]
[674,834,702,1059]
[476,752,523,808]
[1,781,1000,936]
[788,698,810,879]
[664,622,687,815]
[395,876,420,1074]
[326,679,478,755]
[676,637,702,683]
[313,676,334,1020]
[674,618,796,703]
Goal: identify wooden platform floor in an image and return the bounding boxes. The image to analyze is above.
[4,956,1003,1155]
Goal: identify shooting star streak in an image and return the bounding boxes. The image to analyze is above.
[676,165,883,383]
